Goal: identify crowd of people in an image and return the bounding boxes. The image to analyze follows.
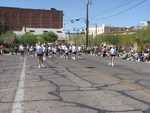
[120,48,150,62]
[10,43,82,68]
[87,45,150,63]
[1,43,150,68]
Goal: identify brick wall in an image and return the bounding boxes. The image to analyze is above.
[0,7,63,31]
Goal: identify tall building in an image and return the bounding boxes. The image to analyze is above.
[0,6,65,38]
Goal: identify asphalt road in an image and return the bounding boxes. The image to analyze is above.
[0,54,150,113]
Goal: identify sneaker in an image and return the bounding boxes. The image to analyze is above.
[38,65,41,68]
[108,62,111,66]
[112,63,114,67]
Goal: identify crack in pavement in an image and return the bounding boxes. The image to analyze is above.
[22,56,150,113]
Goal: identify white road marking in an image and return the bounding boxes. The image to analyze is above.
[12,57,26,113]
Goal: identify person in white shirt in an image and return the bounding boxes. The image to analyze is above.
[19,44,24,56]
[71,45,77,60]
[72,45,76,53]
[64,45,69,59]
[110,46,117,67]
[36,44,44,68]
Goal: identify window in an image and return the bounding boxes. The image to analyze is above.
[30,30,35,32]
[56,31,62,33]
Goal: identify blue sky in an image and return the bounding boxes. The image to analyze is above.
[0,0,150,32]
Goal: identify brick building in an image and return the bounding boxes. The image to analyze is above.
[0,7,65,38]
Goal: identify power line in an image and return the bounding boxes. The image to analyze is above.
[65,0,144,24]
[92,0,137,19]
[94,0,147,20]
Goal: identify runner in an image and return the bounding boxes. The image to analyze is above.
[52,45,57,58]
[19,44,25,57]
[64,45,69,60]
[72,44,77,60]
[36,44,44,68]
[109,46,117,67]
[0,44,4,55]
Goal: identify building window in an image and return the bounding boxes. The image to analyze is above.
[30,30,35,32]
[56,31,62,33]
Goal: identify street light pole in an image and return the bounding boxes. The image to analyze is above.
[86,0,90,49]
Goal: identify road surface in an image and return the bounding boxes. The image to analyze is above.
[0,55,150,113]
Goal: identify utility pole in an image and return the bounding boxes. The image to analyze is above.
[95,24,97,36]
[86,0,90,49]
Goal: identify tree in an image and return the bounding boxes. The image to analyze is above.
[0,32,16,45]
[0,34,4,44]
[19,32,37,45]
[119,33,136,46]
[136,27,150,51]
[36,35,45,43]
[97,34,120,45]
[42,32,58,43]
[137,27,150,44]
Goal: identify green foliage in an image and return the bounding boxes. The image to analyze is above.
[0,34,4,44]
[89,32,138,47]
[137,27,150,44]
[36,35,45,43]
[0,27,149,52]
[103,34,120,45]
[18,32,37,45]
[119,33,136,46]
[0,32,16,45]
[67,27,150,53]
[0,31,58,48]
[94,34,120,45]
[41,32,58,43]
[94,35,103,45]
[16,31,58,45]
[68,34,85,45]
